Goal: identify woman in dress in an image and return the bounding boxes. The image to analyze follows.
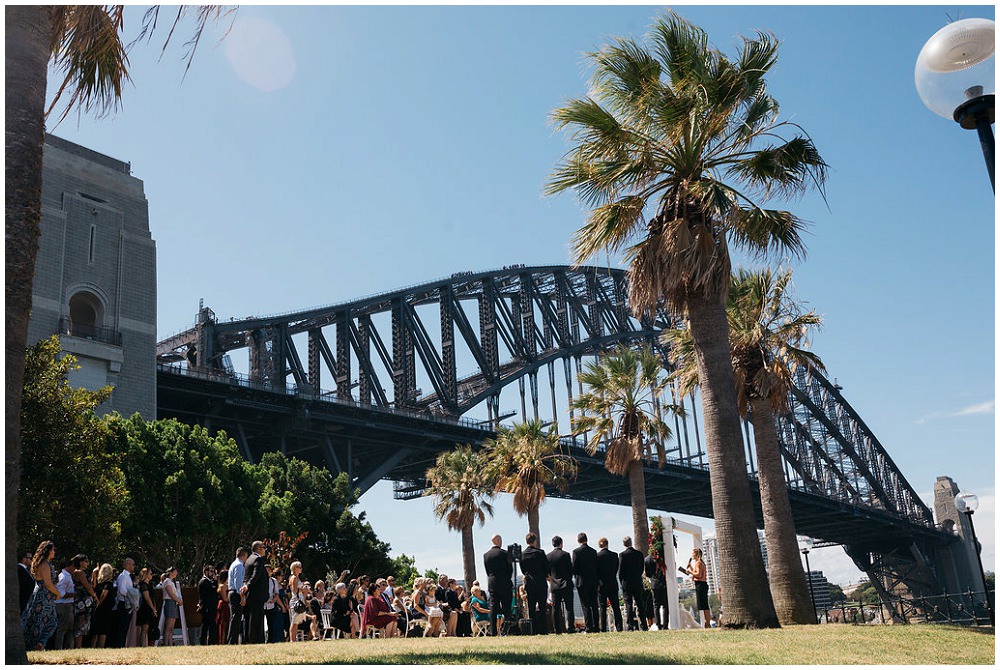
[422,579,444,637]
[21,541,60,651]
[70,554,98,648]
[215,569,229,645]
[469,585,490,626]
[160,567,182,646]
[287,561,308,643]
[135,568,157,647]
[90,563,116,648]
[361,583,398,637]
[329,582,355,638]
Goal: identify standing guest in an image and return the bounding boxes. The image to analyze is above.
[135,568,157,648]
[483,534,512,636]
[262,565,278,643]
[680,548,711,628]
[266,567,285,643]
[160,567,183,646]
[111,557,136,648]
[18,550,35,615]
[241,540,270,644]
[361,582,398,637]
[287,562,307,643]
[70,554,98,648]
[572,533,600,633]
[90,563,116,648]
[547,536,575,634]
[596,538,623,633]
[643,543,667,630]
[22,541,60,651]
[520,532,550,635]
[197,564,219,646]
[215,569,230,645]
[619,536,648,631]
[227,547,248,644]
[52,557,77,649]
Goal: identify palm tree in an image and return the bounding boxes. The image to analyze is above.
[666,267,823,625]
[483,419,578,539]
[424,444,496,589]
[571,346,673,555]
[546,11,826,628]
[6,7,231,662]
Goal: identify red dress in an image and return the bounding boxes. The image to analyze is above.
[216,588,230,644]
[362,595,396,630]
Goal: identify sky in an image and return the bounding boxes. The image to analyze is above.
[44,3,995,587]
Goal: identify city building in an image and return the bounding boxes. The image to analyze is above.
[27,135,157,418]
[806,570,832,611]
[702,530,769,596]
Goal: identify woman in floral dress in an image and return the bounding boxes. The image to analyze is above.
[21,541,60,651]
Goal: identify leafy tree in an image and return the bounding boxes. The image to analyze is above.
[985,572,994,593]
[384,553,421,590]
[425,444,495,589]
[665,267,822,624]
[849,582,880,605]
[484,420,577,540]
[571,346,673,555]
[546,11,827,628]
[828,581,846,605]
[422,567,441,584]
[18,337,127,565]
[6,7,232,661]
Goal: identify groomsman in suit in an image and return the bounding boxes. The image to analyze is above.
[483,534,512,636]
[547,536,575,634]
[18,550,34,614]
[519,532,550,635]
[618,536,648,631]
[572,532,599,633]
[596,538,623,632]
[241,541,270,644]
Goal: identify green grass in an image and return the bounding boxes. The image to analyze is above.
[29,625,995,665]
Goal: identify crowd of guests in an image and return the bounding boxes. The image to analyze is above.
[18,531,710,651]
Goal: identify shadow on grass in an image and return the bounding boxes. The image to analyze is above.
[313,650,692,665]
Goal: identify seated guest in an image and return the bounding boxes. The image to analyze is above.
[361,583,398,637]
[436,574,459,637]
[423,579,444,637]
[469,585,490,630]
[410,578,429,622]
[329,583,354,637]
[453,583,472,637]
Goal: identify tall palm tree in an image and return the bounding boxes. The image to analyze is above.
[546,11,826,628]
[666,267,823,625]
[483,419,578,539]
[6,7,231,662]
[571,346,673,555]
[424,444,496,589]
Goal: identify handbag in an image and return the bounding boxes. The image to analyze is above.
[291,598,307,615]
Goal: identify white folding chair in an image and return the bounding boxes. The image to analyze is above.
[471,617,489,637]
[320,609,341,640]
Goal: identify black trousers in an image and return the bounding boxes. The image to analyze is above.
[245,601,265,644]
[112,605,132,647]
[550,587,575,633]
[227,591,243,644]
[599,586,623,632]
[578,584,599,632]
[200,607,218,645]
[649,585,668,629]
[525,585,547,635]
[488,585,512,635]
[622,581,647,631]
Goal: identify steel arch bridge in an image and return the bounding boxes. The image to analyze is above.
[155,264,966,615]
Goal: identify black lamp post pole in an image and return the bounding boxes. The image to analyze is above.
[962,509,994,626]
[802,549,818,624]
[954,93,995,192]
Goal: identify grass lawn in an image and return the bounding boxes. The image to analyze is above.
[29,625,995,665]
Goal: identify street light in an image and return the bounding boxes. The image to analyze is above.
[915,18,996,191]
[955,490,994,625]
[799,537,818,624]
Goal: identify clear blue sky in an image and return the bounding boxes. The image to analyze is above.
[46,4,995,586]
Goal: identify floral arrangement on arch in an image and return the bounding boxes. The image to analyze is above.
[648,516,666,573]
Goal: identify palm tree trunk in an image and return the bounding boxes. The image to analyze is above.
[527,504,540,541]
[461,525,477,589]
[750,397,815,625]
[685,294,779,629]
[628,460,650,555]
[5,6,50,664]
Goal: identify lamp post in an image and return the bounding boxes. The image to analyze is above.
[915,18,996,191]
[799,537,818,624]
[955,491,994,625]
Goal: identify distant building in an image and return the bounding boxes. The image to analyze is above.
[703,531,769,596]
[27,135,157,418]
[806,570,832,611]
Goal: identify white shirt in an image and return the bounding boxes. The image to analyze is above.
[56,568,75,604]
[264,577,279,610]
[116,570,134,607]
[162,577,181,603]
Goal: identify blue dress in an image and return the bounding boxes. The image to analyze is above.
[22,562,58,650]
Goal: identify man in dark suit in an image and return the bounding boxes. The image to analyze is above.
[483,534,512,636]
[596,537,623,632]
[547,536,575,634]
[241,540,270,644]
[644,544,668,630]
[619,536,648,631]
[18,550,34,614]
[572,532,600,633]
[519,532,550,635]
[197,564,219,645]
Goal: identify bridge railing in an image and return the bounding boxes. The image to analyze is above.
[818,589,994,626]
[156,363,489,431]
